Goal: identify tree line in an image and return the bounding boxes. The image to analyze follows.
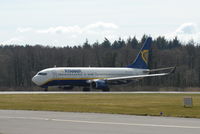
[0,35,199,91]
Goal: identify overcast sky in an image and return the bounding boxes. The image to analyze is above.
[0,0,200,46]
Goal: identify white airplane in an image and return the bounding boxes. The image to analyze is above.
[32,37,175,91]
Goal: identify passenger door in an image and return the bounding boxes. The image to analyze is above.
[52,70,57,79]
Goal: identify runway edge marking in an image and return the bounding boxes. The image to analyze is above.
[0,116,200,129]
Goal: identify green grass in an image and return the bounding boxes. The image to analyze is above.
[0,93,200,118]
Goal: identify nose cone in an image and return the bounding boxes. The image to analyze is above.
[32,75,40,85]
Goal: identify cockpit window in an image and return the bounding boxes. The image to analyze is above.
[38,72,47,76]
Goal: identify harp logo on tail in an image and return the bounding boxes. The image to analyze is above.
[141,50,149,64]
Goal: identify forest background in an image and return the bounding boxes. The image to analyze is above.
[0,35,199,91]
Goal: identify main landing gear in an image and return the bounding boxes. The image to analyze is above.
[82,87,91,92]
[102,88,110,92]
[82,87,110,92]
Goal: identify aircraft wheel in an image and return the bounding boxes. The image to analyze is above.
[82,87,90,92]
[44,87,48,91]
[102,88,110,92]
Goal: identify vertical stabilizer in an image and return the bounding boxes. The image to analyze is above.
[127,37,152,69]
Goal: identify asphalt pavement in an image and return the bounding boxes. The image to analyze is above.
[0,110,200,134]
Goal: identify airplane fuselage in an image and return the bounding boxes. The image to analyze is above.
[32,67,149,88]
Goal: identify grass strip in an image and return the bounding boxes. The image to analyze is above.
[0,93,200,118]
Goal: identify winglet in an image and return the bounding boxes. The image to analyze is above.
[170,66,176,74]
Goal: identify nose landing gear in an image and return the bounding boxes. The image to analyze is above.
[44,87,48,91]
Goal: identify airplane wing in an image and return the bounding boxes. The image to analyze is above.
[144,67,176,73]
[101,66,176,81]
[104,73,168,81]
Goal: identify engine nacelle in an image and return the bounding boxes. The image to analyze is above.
[92,80,108,89]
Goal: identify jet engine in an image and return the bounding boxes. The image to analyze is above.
[91,80,109,90]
